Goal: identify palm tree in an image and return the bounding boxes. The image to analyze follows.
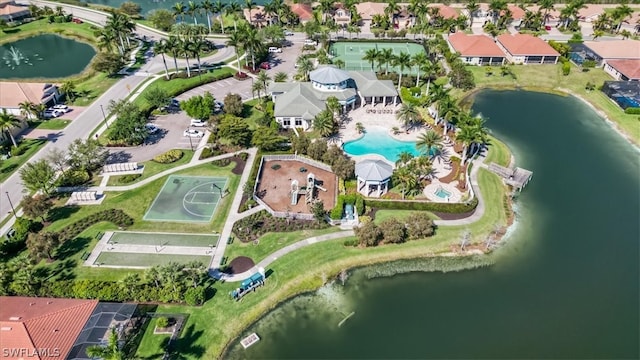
[396,103,420,130]
[416,130,442,159]
[456,123,476,164]
[200,0,214,33]
[612,4,633,33]
[392,166,417,199]
[18,101,36,119]
[363,48,380,72]
[411,52,428,87]
[466,0,479,27]
[33,104,47,120]
[325,95,340,120]
[539,0,554,25]
[396,151,414,167]
[384,0,401,26]
[165,36,181,73]
[251,80,266,99]
[488,0,507,25]
[313,110,335,137]
[318,0,333,24]
[173,2,187,23]
[213,0,226,34]
[180,38,193,77]
[190,37,208,74]
[227,1,243,32]
[187,1,200,25]
[333,59,345,69]
[242,26,263,70]
[256,70,271,99]
[298,58,314,81]
[61,80,76,102]
[393,51,412,90]
[86,328,123,360]
[274,71,288,82]
[226,30,243,70]
[244,0,256,25]
[378,48,394,75]
[419,60,437,97]
[154,39,171,79]
[0,109,21,148]
[620,29,632,39]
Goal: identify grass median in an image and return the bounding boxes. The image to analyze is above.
[0,139,47,183]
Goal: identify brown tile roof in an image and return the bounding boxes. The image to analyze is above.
[355,1,386,19]
[606,59,640,80]
[583,40,640,60]
[448,32,505,57]
[0,82,55,108]
[497,34,560,56]
[0,297,98,360]
[526,5,561,19]
[429,4,459,19]
[290,3,313,21]
[0,1,29,17]
[507,4,526,20]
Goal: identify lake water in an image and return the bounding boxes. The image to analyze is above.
[0,35,96,79]
[225,90,640,358]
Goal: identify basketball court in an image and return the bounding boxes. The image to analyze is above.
[143,175,228,223]
[328,41,426,74]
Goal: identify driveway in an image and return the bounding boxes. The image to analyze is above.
[106,111,203,163]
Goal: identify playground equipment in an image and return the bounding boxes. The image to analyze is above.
[290,173,328,206]
[231,268,266,301]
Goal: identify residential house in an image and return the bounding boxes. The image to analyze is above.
[0,0,30,22]
[354,1,386,21]
[268,66,397,130]
[580,40,640,65]
[507,4,526,28]
[0,82,61,117]
[447,32,505,66]
[604,59,640,81]
[496,33,559,64]
[333,3,351,26]
[0,296,139,360]
[290,3,313,24]
[428,4,459,20]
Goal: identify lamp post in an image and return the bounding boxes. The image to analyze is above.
[100,104,109,129]
[187,131,194,151]
[5,192,16,217]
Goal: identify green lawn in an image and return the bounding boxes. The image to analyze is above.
[223,227,340,264]
[373,209,440,224]
[47,162,240,235]
[0,139,47,182]
[72,72,122,107]
[95,252,211,267]
[110,232,218,247]
[139,167,507,359]
[465,64,640,145]
[30,119,71,130]
[107,150,194,186]
[134,317,171,359]
[485,135,511,167]
[0,19,98,45]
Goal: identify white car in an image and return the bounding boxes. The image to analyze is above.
[52,104,70,112]
[190,119,207,127]
[43,109,63,118]
[268,47,282,53]
[183,129,204,138]
[284,31,294,36]
[304,39,317,46]
[145,123,159,134]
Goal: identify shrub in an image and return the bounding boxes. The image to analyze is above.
[355,195,365,215]
[365,197,478,214]
[330,196,345,220]
[624,107,640,114]
[57,209,134,242]
[343,238,359,247]
[57,169,90,187]
[118,174,141,184]
[562,62,571,76]
[10,145,26,157]
[199,146,222,160]
[153,149,183,164]
[212,158,231,167]
[238,152,249,161]
[156,317,169,328]
[184,286,206,305]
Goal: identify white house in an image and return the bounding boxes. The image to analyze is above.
[355,159,394,198]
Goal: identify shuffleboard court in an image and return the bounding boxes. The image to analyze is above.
[328,41,426,74]
[143,175,228,223]
[109,232,219,247]
[95,252,211,267]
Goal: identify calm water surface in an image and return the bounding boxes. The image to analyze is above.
[0,35,95,79]
[227,90,639,359]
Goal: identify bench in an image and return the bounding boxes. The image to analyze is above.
[71,191,98,201]
[102,162,138,173]
[80,252,90,260]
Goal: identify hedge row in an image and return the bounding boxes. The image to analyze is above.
[624,107,640,114]
[153,149,183,164]
[57,209,134,242]
[365,197,478,213]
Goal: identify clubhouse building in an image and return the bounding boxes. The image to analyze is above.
[268,66,398,131]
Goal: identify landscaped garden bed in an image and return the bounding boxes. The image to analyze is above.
[232,210,329,243]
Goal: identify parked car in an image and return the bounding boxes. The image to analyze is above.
[52,104,70,112]
[72,18,83,24]
[190,119,207,127]
[284,31,294,36]
[259,62,271,70]
[43,109,63,118]
[145,123,159,134]
[268,47,282,53]
[183,129,204,138]
[170,98,181,107]
[304,39,317,46]
[214,101,224,113]
[545,25,552,30]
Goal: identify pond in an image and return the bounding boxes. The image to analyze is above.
[225,90,639,359]
[0,34,96,79]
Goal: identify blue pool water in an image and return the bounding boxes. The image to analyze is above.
[435,187,451,199]
[343,128,421,162]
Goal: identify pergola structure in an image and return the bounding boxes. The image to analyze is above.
[355,159,393,198]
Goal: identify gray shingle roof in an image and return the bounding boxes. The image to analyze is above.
[310,65,351,84]
[272,83,325,118]
[355,159,394,181]
[349,71,398,97]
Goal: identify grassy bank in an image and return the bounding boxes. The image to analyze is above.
[462,64,639,145]
[0,19,98,45]
[0,139,47,183]
[139,163,506,359]
[29,119,70,130]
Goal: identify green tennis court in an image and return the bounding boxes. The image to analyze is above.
[109,232,219,247]
[143,175,228,223]
[328,41,426,74]
[95,252,211,267]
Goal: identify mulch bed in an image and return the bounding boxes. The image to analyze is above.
[230,155,246,175]
[224,256,255,274]
[433,209,476,220]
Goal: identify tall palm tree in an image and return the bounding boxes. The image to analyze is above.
[325,95,341,121]
[187,1,200,25]
[18,101,36,119]
[396,102,421,130]
[0,109,21,148]
[154,39,171,79]
[363,48,380,72]
[419,60,437,96]
[396,151,414,167]
[226,30,243,70]
[180,38,193,77]
[200,0,214,33]
[190,37,208,74]
[251,80,266,99]
[226,1,243,32]
[241,25,262,70]
[378,48,394,75]
[384,0,401,26]
[244,0,256,25]
[173,2,187,23]
[256,70,271,103]
[392,166,417,199]
[416,130,443,159]
[60,80,76,102]
[318,0,333,25]
[488,0,507,25]
[538,0,554,25]
[411,52,428,86]
[96,28,119,54]
[466,0,479,27]
[456,123,476,164]
[298,58,314,81]
[612,4,633,33]
[213,0,227,34]
[313,110,335,137]
[393,51,412,90]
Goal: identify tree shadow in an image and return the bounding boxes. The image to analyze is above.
[3,28,20,34]
[107,150,133,164]
[46,258,78,281]
[166,324,205,359]
[48,205,80,222]
[1,163,18,174]
[56,235,91,260]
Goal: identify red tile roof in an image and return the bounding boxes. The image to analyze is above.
[507,4,526,20]
[606,59,640,80]
[290,3,313,21]
[583,40,640,60]
[448,32,505,57]
[429,4,459,19]
[497,34,560,56]
[0,297,98,360]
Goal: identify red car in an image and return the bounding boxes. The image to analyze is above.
[259,62,271,70]
[545,25,551,30]
[72,18,83,24]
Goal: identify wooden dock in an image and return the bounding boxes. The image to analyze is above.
[241,333,260,349]
[487,163,533,191]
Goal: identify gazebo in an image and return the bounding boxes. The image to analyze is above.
[355,159,393,198]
